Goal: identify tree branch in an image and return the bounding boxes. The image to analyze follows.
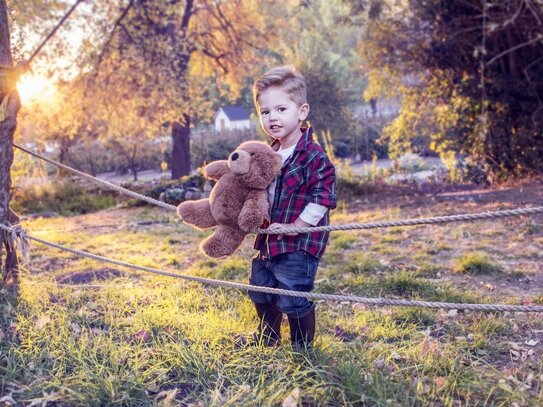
[487,33,543,66]
[94,0,135,73]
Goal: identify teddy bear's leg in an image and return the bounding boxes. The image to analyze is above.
[177,199,218,229]
[238,191,269,232]
[201,225,246,258]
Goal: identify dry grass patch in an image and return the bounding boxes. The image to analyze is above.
[453,252,502,275]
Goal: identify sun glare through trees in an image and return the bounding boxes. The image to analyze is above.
[16,73,57,104]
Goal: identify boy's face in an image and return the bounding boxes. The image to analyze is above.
[256,86,309,148]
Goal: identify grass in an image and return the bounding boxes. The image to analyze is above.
[11,180,117,216]
[453,252,502,275]
[1,199,542,405]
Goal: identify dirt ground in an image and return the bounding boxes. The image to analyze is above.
[345,177,543,300]
[24,177,543,302]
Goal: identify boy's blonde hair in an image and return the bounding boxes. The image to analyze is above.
[253,65,307,107]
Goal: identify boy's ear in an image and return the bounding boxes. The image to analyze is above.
[298,103,310,121]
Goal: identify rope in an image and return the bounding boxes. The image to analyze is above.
[14,144,177,212]
[14,143,543,234]
[8,223,29,261]
[1,222,542,313]
[261,207,543,234]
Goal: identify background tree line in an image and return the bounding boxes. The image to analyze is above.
[7,0,543,184]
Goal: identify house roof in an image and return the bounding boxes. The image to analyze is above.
[219,106,250,121]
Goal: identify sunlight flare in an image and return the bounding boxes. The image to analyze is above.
[17,73,58,104]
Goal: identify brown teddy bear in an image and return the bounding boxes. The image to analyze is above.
[177,141,282,258]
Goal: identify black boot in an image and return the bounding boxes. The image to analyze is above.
[253,301,283,346]
[288,303,316,351]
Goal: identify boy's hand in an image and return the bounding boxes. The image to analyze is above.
[268,218,311,240]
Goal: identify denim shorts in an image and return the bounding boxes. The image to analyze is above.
[248,251,319,318]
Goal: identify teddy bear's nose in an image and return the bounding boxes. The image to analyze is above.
[231,152,239,161]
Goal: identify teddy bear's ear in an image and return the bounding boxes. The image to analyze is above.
[204,160,230,180]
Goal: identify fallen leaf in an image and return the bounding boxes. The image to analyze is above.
[282,388,300,407]
[374,359,385,369]
[35,315,51,331]
[163,388,178,407]
[510,350,520,360]
[524,339,539,347]
[238,384,251,395]
[157,388,178,407]
[352,303,366,311]
[134,329,151,342]
[434,377,447,389]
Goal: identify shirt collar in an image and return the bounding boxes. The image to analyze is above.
[270,127,313,152]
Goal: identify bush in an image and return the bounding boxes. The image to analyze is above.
[144,174,207,205]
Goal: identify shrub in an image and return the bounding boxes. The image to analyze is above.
[144,174,207,205]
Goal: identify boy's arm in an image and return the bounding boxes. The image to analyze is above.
[267,217,310,239]
[299,203,328,226]
[268,153,336,237]
[306,152,336,209]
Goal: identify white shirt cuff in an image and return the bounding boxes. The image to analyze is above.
[299,203,328,226]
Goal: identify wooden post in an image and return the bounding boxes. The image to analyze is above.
[0,0,21,285]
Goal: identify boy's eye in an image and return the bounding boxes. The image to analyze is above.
[278,107,286,112]
[260,111,269,115]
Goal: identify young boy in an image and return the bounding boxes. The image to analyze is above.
[248,65,336,350]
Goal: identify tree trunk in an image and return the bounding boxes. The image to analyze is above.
[171,113,191,179]
[131,143,138,181]
[0,0,21,285]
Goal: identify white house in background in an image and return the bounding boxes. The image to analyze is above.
[214,106,252,132]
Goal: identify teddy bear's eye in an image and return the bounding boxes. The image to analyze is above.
[250,153,256,157]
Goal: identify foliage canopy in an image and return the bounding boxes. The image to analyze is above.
[354,0,543,181]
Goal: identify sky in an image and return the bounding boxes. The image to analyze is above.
[13,2,91,103]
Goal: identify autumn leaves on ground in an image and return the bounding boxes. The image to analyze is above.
[1,180,542,406]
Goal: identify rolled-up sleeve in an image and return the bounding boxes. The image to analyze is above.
[299,202,329,225]
[306,153,336,209]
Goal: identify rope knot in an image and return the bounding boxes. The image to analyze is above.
[8,223,30,262]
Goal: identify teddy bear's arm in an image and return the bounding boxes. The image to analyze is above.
[204,160,230,180]
[177,199,218,229]
[238,190,269,233]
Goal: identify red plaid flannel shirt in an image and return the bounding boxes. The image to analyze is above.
[254,127,336,259]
